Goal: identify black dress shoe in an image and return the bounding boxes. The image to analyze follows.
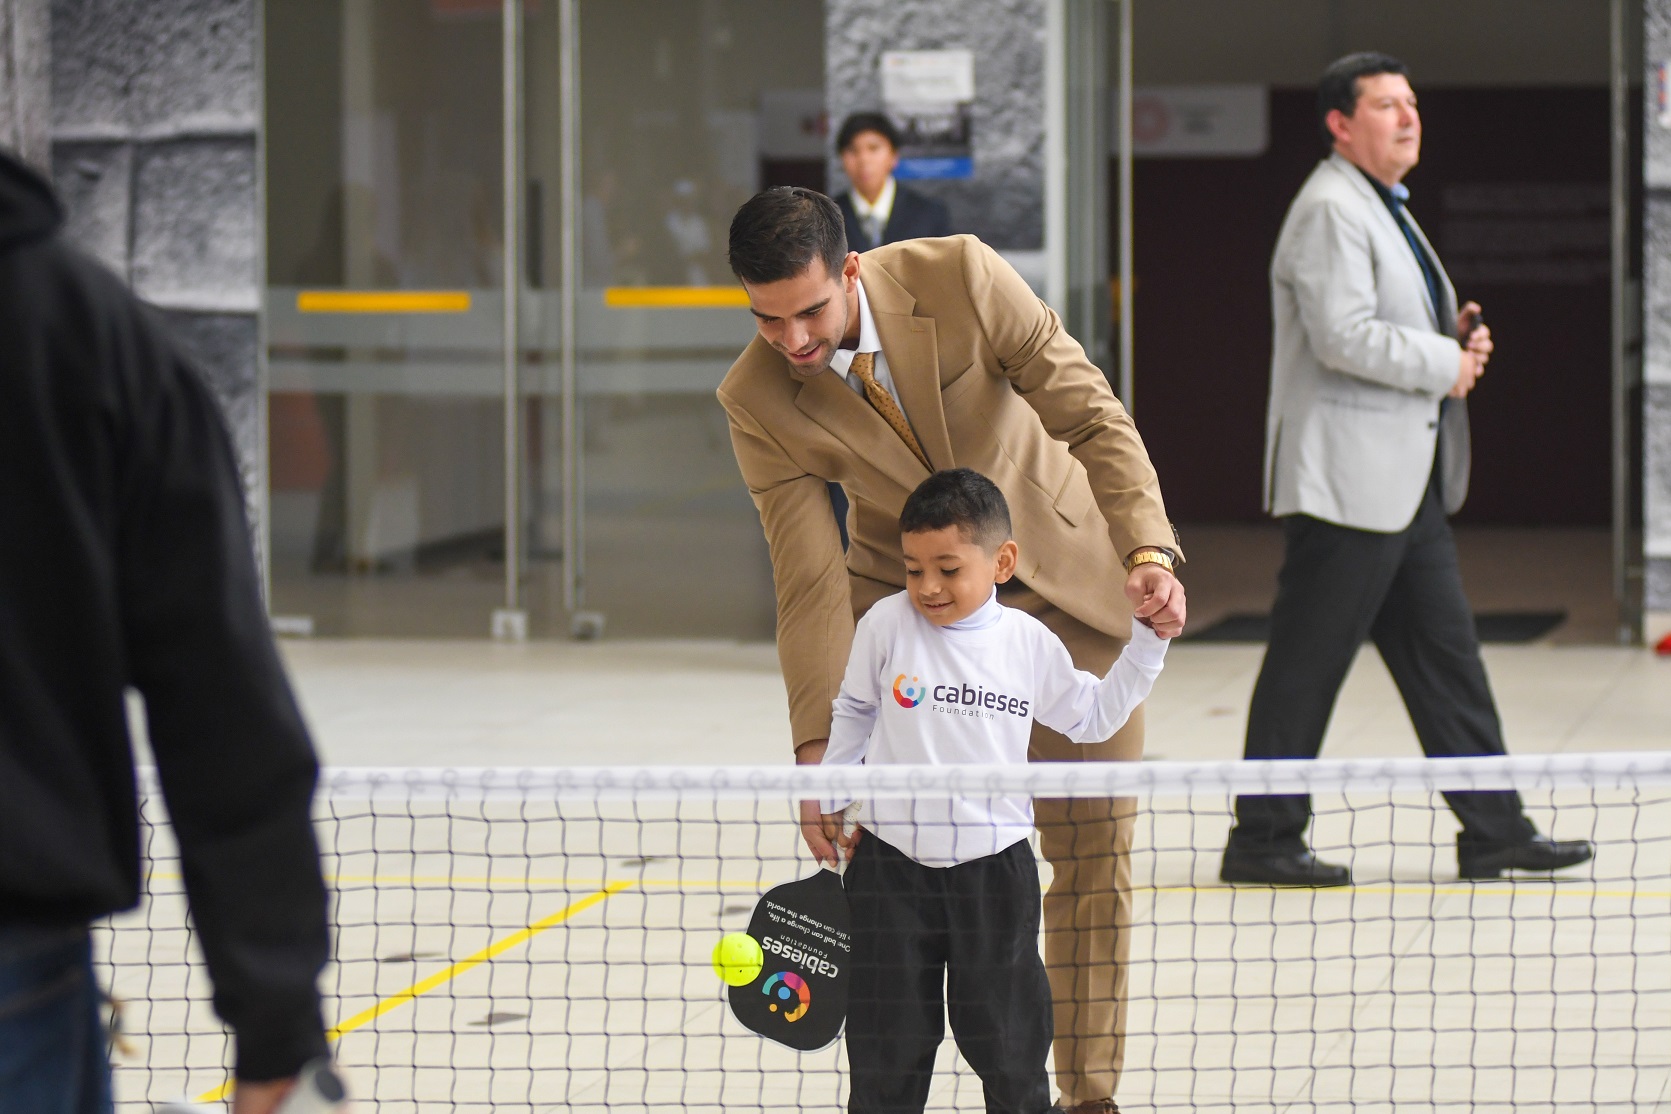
[1457,834,1595,879]
[1220,847,1351,887]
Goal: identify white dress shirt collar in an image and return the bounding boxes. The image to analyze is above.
[828,278,881,380]
[849,176,897,228]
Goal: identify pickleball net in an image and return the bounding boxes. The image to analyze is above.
[99,754,1671,1112]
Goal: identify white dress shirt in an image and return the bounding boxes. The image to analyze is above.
[849,176,897,245]
[821,589,1168,866]
[828,279,909,417]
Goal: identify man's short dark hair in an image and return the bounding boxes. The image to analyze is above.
[900,468,1013,553]
[1317,52,1409,148]
[727,187,848,286]
[835,112,901,155]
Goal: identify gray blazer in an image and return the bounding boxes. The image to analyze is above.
[1265,152,1469,533]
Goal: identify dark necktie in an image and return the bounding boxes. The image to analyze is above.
[1387,190,1447,329]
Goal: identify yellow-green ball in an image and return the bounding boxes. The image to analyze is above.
[712,932,763,987]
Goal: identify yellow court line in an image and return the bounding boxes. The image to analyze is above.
[603,285,749,309]
[296,290,472,313]
[192,881,631,1105]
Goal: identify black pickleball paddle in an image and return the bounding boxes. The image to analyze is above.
[726,867,852,1052]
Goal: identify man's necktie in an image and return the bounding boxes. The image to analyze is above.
[850,351,931,471]
[864,214,883,247]
[1387,189,1446,328]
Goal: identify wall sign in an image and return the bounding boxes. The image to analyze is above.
[881,49,975,180]
[1441,182,1610,287]
[1117,85,1269,158]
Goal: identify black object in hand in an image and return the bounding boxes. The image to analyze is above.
[1459,309,1483,344]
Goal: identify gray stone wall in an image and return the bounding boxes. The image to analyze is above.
[0,0,50,170]
[825,0,1046,252]
[1646,0,1671,613]
[50,0,263,521]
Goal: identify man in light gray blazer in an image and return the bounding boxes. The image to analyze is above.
[1220,53,1593,887]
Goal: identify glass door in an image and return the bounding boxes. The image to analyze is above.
[520,0,825,639]
[265,0,512,637]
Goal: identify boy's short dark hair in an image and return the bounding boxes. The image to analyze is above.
[1316,52,1409,148]
[727,187,849,286]
[900,468,1012,553]
[835,112,901,155]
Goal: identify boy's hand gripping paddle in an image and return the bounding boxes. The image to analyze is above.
[722,867,852,1052]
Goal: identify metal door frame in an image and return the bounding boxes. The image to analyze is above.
[492,0,584,641]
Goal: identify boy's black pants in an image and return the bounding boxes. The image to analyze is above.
[843,832,1054,1114]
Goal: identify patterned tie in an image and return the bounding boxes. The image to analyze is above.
[850,351,931,470]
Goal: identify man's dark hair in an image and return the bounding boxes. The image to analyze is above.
[1317,52,1409,148]
[835,112,901,155]
[727,186,848,285]
[899,468,1013,553]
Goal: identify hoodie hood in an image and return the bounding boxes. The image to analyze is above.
[0,147,64,253]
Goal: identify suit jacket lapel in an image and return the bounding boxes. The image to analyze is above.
[1328,154,1441,330]
[882,190,912,242]
[1403,213,1457,329]
[794,367,929,490]
[863,263,955,473]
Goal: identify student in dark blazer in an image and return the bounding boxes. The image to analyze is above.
[832,113,953,251]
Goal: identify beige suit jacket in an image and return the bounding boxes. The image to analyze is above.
[717,235,1177,749]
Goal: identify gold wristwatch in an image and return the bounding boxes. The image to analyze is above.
[1124,548,1176,574]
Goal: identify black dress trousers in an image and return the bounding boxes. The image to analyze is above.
[1231,472,1536,853]
[843,833,1054,1114]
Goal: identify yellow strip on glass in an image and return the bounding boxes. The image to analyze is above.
[296,290,472,314]
[193,881,632,1104]
[603,286,750,309]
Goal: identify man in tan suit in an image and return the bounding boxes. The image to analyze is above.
[719,187,1184,1113]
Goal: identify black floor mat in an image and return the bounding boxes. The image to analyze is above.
[1184,610,1567,644]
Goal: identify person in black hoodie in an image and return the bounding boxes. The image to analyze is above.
[0,147,329,1114]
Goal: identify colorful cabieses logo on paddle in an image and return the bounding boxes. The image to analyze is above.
[761,971,811,1022]
[892,674,927,708]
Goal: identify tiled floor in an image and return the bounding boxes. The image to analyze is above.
[278,633,1670,769]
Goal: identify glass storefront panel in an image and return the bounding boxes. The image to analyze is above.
[266,0,509,636]
[523,0,825,639]
[265,0,825,639]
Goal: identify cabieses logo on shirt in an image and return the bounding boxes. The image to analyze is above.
[891,672,1030,721]
[892,674,927,708]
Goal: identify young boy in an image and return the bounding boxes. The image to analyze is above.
[815,468,1169,1114]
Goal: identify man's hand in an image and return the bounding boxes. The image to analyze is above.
[795,740,840,866]
[232,1078,296,1114]
[1125,561,1186,639]
[1456,300,1491,364]
[1453,300,1491,401]
[1450,349,1483,399]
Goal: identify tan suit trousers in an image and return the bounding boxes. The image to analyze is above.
[850,574,1139,1106]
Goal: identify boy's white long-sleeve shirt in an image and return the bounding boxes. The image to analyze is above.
[821,589,1168,866]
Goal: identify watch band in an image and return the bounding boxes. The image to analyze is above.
[1125,549,1175,574]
